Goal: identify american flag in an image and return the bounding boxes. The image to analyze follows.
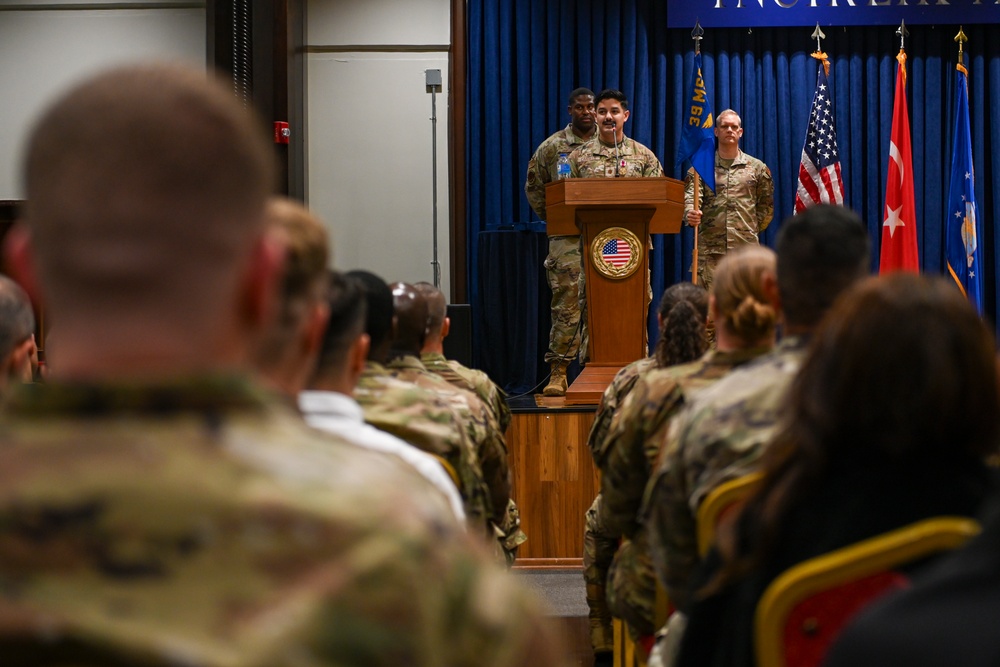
[602,238,631,267]
[795,62,844,212]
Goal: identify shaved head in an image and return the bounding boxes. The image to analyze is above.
[414,282,447,337]
[22,63,275,325]
[389,282,428,357]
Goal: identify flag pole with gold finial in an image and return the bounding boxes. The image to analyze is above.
[691,21,704,285]
[955,25,968,71]
[811,22,830,75]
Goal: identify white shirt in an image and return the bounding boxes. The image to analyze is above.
[298,390,466,524]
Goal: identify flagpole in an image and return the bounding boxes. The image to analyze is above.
[810,23,829,76]
[691,23,704,285]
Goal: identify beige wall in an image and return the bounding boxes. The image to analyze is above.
[305,0,452,296]
[0,0,453,296]
[0,0,205,199]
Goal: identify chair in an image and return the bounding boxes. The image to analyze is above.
[754,516,981,667]
[612,617,641,667]
[696,472,763,557]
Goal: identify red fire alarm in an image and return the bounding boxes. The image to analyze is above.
[274,121,290,144]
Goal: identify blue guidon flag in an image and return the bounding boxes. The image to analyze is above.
[602,238,632,268]
[677,52,716,194]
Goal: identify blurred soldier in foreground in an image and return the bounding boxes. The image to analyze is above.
[0,63,566,667]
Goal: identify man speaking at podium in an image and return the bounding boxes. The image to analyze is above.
[535,89,663,396]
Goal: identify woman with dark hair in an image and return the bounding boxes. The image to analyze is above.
[653,282,710,369]
[676,273,1000,667]
[584,280,708,662]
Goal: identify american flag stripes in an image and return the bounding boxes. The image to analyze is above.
[601,239,632,268]
[794,62,845,212]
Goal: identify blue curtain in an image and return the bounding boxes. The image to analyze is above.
[467,3,1000,392]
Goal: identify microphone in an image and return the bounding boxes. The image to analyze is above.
[614,131,622,177]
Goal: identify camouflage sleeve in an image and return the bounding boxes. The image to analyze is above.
[525,148,549,220]
[644,149,664,177]
[756,163,775,232]
[643,405,703,614]
[486,382,512,434]
[568,146,584,178]
[479,427,512,525]
[316,527,572,666]
[683,166,696,219]
[599,379,683,539]
[587,385,619,467]
[359,392,492,531]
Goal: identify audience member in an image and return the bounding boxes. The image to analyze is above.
[253,196,330,397]
[299,271,466,523]
[645,204,870,614]
[415,281,511,431]
[0,63,566,667]
[0,274,37,393]
[349,269,492,531]
[674,273,999,667]
[598,246,778,645]
[583,282,709,662]
[386,281,520,563]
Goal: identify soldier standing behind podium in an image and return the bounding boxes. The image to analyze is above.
[525,87,596,396]
[566,89,664,387]
[684,109,774,291]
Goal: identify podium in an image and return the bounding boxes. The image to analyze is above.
[545,177,684,405]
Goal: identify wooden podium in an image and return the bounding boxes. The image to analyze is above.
[545,177,684,405]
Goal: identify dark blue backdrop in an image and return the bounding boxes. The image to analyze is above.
[466,1,1000,393]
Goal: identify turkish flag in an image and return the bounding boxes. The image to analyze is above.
[879,52,919,274]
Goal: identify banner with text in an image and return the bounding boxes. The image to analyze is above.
[667,1,1000,28]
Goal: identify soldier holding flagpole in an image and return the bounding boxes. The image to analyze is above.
[681,27,774,293]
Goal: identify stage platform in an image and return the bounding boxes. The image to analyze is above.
[507,395,599,569]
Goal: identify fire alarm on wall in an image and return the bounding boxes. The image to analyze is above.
[274,121,290,144]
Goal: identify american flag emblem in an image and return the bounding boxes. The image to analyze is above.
[602,238,632,267]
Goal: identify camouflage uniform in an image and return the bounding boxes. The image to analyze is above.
[569,135,664,180]
[0,376,569,667]
[599,346,771,638]
[387,355,524,563]
[421,351,511,433]
[685,151,774,290]
[583,356,658,653]
[525,124,594,365]
[571,136,664,361]
[355,360,491,531]
[643,336,809,612]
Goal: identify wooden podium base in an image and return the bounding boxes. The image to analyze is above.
[507,400,599,569]
[564,364,623,406]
